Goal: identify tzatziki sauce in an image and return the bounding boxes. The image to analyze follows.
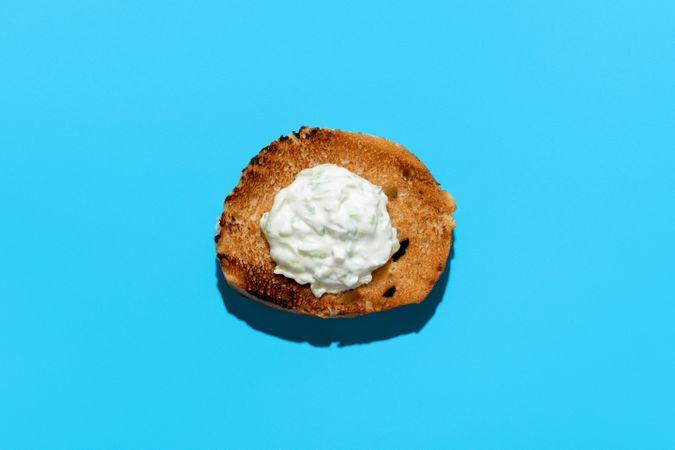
[260,164,399,297]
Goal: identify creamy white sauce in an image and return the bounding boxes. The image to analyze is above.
[260,164,399,297]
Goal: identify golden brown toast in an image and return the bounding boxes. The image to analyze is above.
[215,126,456,317]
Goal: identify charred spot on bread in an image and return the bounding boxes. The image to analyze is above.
[246,289,279,305]
[383,286,397,297]
[293,126,311,139]
[392,239,409,262]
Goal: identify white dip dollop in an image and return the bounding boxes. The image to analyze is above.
[260,163,399,297]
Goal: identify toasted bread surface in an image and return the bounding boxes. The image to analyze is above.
[216,126,455,317]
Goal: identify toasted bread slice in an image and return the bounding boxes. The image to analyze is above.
[215,126,456,317]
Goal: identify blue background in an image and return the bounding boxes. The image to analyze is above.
[1,0,674,448]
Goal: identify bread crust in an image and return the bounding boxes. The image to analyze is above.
[215,126,456,317]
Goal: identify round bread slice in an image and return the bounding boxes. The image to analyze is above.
[215,126,456,318]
